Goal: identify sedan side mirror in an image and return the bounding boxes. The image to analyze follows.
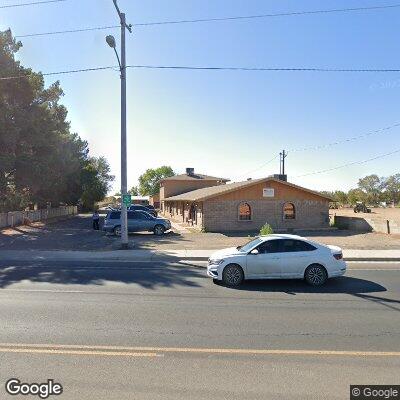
[250,249,259,255]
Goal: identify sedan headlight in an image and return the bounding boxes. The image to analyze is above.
[208,259,225,266]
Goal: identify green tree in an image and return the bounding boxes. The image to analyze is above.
[381,174,400,205]
[80,157,114,210]
[347,188,366,205]
[319,191,334,199]
[0,29,113,212]
[128,186,139,196]
[138,166,175,196]
[333,190,348,205]
[357,175,382,205]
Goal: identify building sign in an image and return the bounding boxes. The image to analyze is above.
[263,188,275,198]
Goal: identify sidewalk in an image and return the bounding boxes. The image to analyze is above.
[2,249,400,262]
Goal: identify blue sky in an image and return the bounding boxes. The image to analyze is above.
[1,0,400,194]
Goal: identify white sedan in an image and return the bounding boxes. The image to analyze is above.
[207,234,346,287]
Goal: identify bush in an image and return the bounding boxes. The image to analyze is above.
[259,223,274,236]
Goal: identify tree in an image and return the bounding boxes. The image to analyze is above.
[333,190,348,205]
[138,166,175,196]
[128,186,139,196]
[347,188,366,205]
[0,29,113,212]
[319,191,334,199]
[357,175,382,205]
[80,157,114,210]
[381,174,400,205]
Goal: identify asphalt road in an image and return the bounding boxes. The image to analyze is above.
[0,259,399,399]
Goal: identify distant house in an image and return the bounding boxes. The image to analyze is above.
[160,168,229,213]
[162,175,331,232]
[131,196,150,205]
[149,193,160,209]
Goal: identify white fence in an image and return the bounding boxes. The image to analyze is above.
[0,206,77,229]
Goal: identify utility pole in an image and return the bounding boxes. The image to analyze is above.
[279,150,287,176]
[281,150,287,175]
[111,0,132,249]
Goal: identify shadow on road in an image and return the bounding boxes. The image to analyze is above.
[223,276,387,295]
[0,261,203,290]
[352,293,400,312]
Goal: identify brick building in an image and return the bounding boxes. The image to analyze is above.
[160,168,229,213]
[162,176,331,232]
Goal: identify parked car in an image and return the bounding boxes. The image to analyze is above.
[207,234,346,287]
[128,204,157,217]
[103,210,170,236]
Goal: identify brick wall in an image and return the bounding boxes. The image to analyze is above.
[203,200,329,232]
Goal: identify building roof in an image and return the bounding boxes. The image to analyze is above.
[164,177,332,202]
[161,173,230,182]
[131,195,150,201]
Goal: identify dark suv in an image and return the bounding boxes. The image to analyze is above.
[103,210,170,236]
[128,204,157,217]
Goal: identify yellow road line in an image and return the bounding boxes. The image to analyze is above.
[0,347,160,357]
[0,343,399,357]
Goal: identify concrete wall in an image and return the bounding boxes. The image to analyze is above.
[0,206,78,229]
[203,200,329,232]
[335,215,400,234]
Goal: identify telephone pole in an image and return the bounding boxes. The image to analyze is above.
[281,150,287,175]
[279,150,288,176]
[109,0,132,249]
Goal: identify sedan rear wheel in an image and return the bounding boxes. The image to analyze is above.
[222,264,244,287]
[305,264,328,286]
[154,224,165,236]
[113,226,121,236]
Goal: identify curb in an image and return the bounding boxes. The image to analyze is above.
[1,251,400,263]
[344,258,400,262]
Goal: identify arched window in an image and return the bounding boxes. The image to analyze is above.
[283,203,296,220]
[239,203,252,221]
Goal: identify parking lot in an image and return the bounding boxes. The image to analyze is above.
[1,214,400,251]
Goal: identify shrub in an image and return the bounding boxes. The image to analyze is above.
[259,223,274,236]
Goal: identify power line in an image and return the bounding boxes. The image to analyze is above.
[235,155,280,180]
[289,122,400,152]
[16,25,119,38]
[2,64,400,80]
[234,122,400,179]
[0,0,65,9]
[295,149,400,178]
[0,66,116,80]
[133,4,400,26]
[127,65,400,73]
[14,3,400,38]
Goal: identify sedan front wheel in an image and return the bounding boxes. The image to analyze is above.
[222,264,244,287]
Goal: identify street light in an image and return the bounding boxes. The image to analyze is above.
[106,0,132,249]
[105,35,116,49]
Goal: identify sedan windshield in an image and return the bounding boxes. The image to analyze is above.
[237,237,263,252]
